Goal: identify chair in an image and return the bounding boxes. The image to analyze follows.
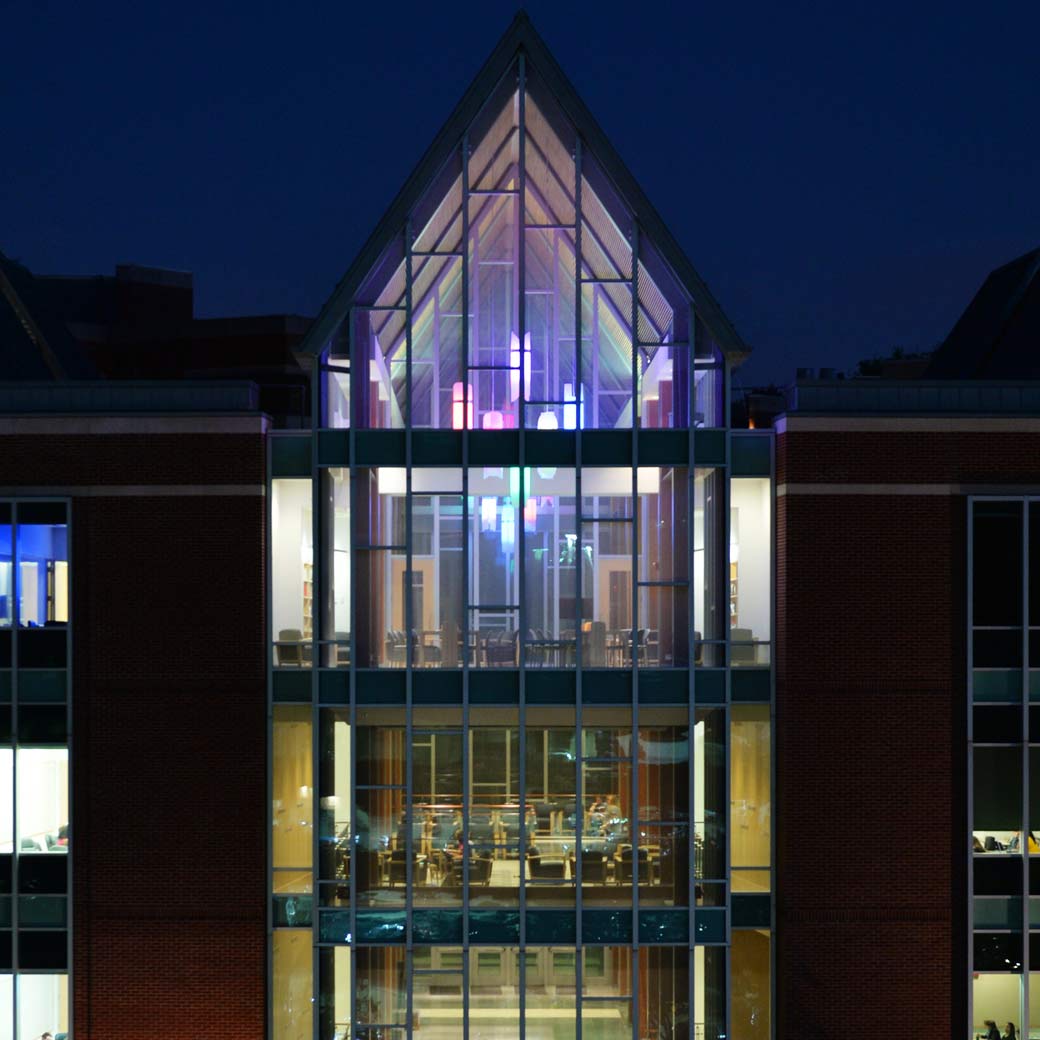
[470,855,494,886]
[20,838,41,852]
[388,848,408,885]
[618,846,650,884]
[485,629,518,666]
[572,852,606,884]
[413,629,441,667]
[528,851,565,880]
[731,627,756,665]
[276,629,305,666]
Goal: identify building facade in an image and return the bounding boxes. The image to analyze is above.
[267,16,773,1040]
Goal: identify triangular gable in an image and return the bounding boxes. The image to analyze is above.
[301,13,747,367]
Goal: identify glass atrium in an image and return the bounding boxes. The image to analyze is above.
[269,29,773,1040]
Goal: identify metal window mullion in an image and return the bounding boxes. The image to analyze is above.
[629,225,640,1040]
[11,506,17,1020]
[1024,501,1031,1007]
[967,498,975,1029]
[310,372,322,1040]
[516,58,528,1027]
[347,309,360,1040]
[265,437,275,1040]
[461,131,471,1022]
[573,136,585,1031]
[687,304,698,990]
[404,216,416,986]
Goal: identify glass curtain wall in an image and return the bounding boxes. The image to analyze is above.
[970,499,1040,1038]
[340,62,721,433]
[272,46,774,1040]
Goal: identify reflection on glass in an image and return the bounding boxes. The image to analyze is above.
[272,478,313,667]
[273,707,312,903]
[319,710,351,903]
[639,947,689,1039]
[273,931,312,1040]
[694,709,725,881]
[356,947,408,1030]
[731,929,771,1040]
[731,706,770,891]
[324,352,350,429]
[412,727,463,907]
[17,747,68,854]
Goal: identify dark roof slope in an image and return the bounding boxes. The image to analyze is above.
[0,251,98,379]
[926,246,1040,379]
[300,12,748,363]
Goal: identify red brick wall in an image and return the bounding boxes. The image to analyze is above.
[776,427,979,1039]
[0,429,267,1038]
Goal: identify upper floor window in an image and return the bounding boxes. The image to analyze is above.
[0,502,68,629]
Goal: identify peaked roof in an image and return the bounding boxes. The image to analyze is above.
[926,246,1040,379]
[0,250,97,380]
[300,12,748,362]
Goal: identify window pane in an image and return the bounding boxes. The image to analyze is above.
[324,352,350,429]
[17,747,68,854]
[318,946,349,1039]
[17,973,67,1040]
[272,707,312,891]
[412,728,463,907]
[694,469,724,666]
[730,477,771,665]
[974,745,1022,853]
[468,948,520,1038]
[525,723,576,906]
[974,501,1023,627]
[731,706,771,881]
[355,947,407,1028]
[0,749,10,854]
[732,929,771,1040]
[0,516,11,628]
[16,518,68,627]
[639,947,689,1039]
[318,710,350,900]
[695,709,726,880]
[524,469,577,668]
[410,490,464,669]
[322,468,350,667]
[272,478,313,667]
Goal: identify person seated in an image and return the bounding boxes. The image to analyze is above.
[57,824,69,847]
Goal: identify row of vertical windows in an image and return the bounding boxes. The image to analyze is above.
[271,471,771,670]
[971,499,1040,1037]
[272,705,770,911]
[272,940,769,1039]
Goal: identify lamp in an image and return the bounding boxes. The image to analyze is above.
[536,411,558,479]
[452,382,474,430]
[482,410,504,430]
[481,497,498,532]
[509,332,532,402]
[501,503,515,548]
[563,382,585,430]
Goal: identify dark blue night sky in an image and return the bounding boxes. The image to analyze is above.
[4,1,1038,386]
